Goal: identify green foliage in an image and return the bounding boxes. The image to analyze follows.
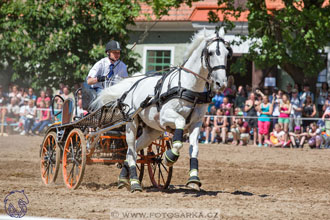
[213,0,330,80]
[0,0,142,89]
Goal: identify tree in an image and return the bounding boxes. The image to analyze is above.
[212,0,330,85]
[0,0,141,89]
[0,0,202,89]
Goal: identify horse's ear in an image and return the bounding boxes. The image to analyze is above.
[219,27,225,37]
[203,27,207,37]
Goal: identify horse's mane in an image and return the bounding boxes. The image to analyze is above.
[183,29,216,61]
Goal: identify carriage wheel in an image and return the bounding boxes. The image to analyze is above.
[147,139,173,189]
[40,132,61,185]
[62,129,86,190]
[137,149,145,183]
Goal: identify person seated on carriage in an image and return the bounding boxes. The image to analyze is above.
[86,40,128,93]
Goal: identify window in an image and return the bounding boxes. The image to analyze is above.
[143,47,174,74]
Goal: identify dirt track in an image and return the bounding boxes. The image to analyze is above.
[1,135,330,219]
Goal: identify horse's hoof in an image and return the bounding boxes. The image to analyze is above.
[186,176,202,191]
[187,182,201,191]
[164,149,179,167]
[130,183,143,193]
[117,178,129,189]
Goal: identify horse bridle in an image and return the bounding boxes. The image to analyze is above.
[201,35,233,79]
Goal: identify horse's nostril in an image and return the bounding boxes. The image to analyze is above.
[216,82,221,87]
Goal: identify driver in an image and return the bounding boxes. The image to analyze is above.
[87,40,128,93]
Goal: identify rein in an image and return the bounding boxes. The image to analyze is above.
[179,66,212,85]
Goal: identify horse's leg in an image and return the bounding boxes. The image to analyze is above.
[186,121,202,191]
[161,109,186,167]
[118,118,142,192]
[136,126,162,152]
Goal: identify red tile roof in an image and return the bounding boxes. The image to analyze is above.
[136,0,328,22]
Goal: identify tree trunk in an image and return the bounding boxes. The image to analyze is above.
[281,63,318,93]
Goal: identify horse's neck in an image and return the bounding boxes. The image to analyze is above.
[169,43,208,93]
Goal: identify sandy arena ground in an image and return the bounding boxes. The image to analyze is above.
[0,135,330,219]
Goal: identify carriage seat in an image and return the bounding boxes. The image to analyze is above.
[82,82,97,111]
[61,98,74,124]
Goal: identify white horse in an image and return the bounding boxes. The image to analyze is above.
[93,28,231,192]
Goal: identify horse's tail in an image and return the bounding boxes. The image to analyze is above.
[91,74,146,109]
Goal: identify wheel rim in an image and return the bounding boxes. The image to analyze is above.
[62,129,86,189]
[40,132,58,185]
[147,139,173,189]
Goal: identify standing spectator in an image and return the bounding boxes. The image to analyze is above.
[211,109,228,144]
[300,84,314,103]
[36,90,51,107]
[204,106,216,144]
[257,94,273,147]
[289,126,307,148]
[278,94,292,141]
[20,99,37,135]
[234,86,247,110]
[316,82,328,117]
[212,90,224,109]
[271,89,283,130]
[302,95,317,131]
[31,100,51,135]
[8,85,22,101]
[244,92,259,146]
[231,117,250,146]
[56,83,65,95]
[46,87,54,100]
[290,89,303,132]
[245,85,252,97]
[223,75,236,102]
[61,86,74,101]
[294,83,302,97]
[322,93,330,114]
[27,88,37,101]
[0,85,7,107]
[307,122,322,149]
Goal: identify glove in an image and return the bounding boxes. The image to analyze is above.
[97,75,106,82]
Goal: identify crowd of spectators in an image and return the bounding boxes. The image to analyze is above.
[0,83,84,136]
[1,77,330,149]
[200,78,330,149]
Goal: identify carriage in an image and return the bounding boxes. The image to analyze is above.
[39,91,173,190]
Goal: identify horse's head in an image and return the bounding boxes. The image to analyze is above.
[201,27,232,90]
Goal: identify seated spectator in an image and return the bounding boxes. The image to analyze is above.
[15,98,29,132]
[54,99,63,122]
[0,85,7,107]
[307,122,322,149]
[265,124,286,147]
[210,109,228,144]
[36,90,51,107]
[302,95,316,131]
[76,99,86,118]
[212,90,224,109]
[220,96,232,116]
[8,85,22,101]
[257,94,273,147]
[31,100,51,135]
[289,126,307,148]
[20,99,37,135]
[5,97,20,132]
[203,106,216,144]
[231,117,250,146]
[27,87,37,101]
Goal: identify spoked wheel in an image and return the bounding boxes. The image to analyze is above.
[147,139,173,189]
[40,132,61,185]
[137,149,145,183]
[62,128,86,190]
